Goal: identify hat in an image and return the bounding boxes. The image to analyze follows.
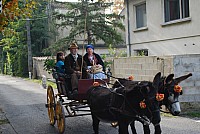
[86,44,94,52]
[68,43,79,50]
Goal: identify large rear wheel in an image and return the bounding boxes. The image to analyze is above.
[56,101,65,134]
[47,85,56,125]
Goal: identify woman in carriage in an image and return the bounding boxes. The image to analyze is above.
[83,44,106,79]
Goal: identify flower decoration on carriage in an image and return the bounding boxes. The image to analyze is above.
[139,100,146,109]
[128,75,134,80]
[93,82,100,87]
[174,85,182,93]
[156,93,164,101]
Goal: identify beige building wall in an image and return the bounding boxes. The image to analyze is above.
[125,0,200,56]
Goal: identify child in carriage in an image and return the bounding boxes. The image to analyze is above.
[55,51,65,74]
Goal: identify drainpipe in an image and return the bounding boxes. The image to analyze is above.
[126,0,131,57]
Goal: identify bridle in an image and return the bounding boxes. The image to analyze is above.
[158,79,181,112]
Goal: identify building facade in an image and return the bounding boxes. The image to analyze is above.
[125,0,200,56]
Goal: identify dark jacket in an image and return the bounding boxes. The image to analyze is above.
[83,53,105,72]
[64,54,88,78]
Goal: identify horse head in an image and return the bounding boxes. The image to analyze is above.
[159,73,192,116]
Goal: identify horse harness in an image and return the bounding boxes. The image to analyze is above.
[108,82,155,124]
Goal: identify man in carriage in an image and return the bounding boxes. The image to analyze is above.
[64,42,90,95]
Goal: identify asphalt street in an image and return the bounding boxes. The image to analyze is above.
[0,75,200,134]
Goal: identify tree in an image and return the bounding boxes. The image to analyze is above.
[30,0,57,56]
[0,21,28,76]
[0,0,56,76]
[46,0,125,53]
[0,0,37,32]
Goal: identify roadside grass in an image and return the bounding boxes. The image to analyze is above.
[0,119,9,125]
[185,112,200,118]
[181,110,200,118]
[159,105,200,118]
[25,78,57,89]
[161,112,175,117]
[161,111,200,118]
[180,102,200,118]
[0,108,9,125]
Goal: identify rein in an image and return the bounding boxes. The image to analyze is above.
[103,72,127,80]
[160,109,170,113]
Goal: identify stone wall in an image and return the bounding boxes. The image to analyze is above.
[112,56,173,81]
[112,55,199,102]
[173,54,200,102]
[32,57,53,79]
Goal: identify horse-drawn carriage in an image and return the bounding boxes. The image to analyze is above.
[45,67,192,134]
[46,68,109,134]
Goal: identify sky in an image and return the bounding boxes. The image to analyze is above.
[56,0,79,2]
[55,0,99,2]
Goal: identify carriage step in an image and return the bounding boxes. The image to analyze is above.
[70,105,90,111]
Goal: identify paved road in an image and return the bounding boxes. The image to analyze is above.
[0,75,200,134]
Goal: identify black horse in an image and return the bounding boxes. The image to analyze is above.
[114,73,192,134]
[87,72,161,134]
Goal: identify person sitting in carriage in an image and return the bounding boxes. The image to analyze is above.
[64,42,89,95]
[83,44,106,79]
[55,51,65,74]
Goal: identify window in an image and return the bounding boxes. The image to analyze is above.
[134,49,148,56]
[136,3,147,28]
[164,0,189,22]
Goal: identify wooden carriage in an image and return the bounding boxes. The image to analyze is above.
[46,69,109,134]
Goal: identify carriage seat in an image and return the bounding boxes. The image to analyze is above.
[52,67,72,97]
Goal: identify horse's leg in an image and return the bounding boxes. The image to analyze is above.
[143,125,150,134]
[118,120,129,134]
[154,124,161,134]
[91,114,100,134]
[152,111,162,134]
[130,121,137,134]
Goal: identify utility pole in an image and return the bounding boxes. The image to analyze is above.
[26,18,32,73]
[0,0,2,14]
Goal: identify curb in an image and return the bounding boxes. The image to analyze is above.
[0,109,17,134]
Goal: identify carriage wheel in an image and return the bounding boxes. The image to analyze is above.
[56,101,65,134]
[111,122,118,127]
[47,85,56,126]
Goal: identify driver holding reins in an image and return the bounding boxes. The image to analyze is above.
[64,42,89,95]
